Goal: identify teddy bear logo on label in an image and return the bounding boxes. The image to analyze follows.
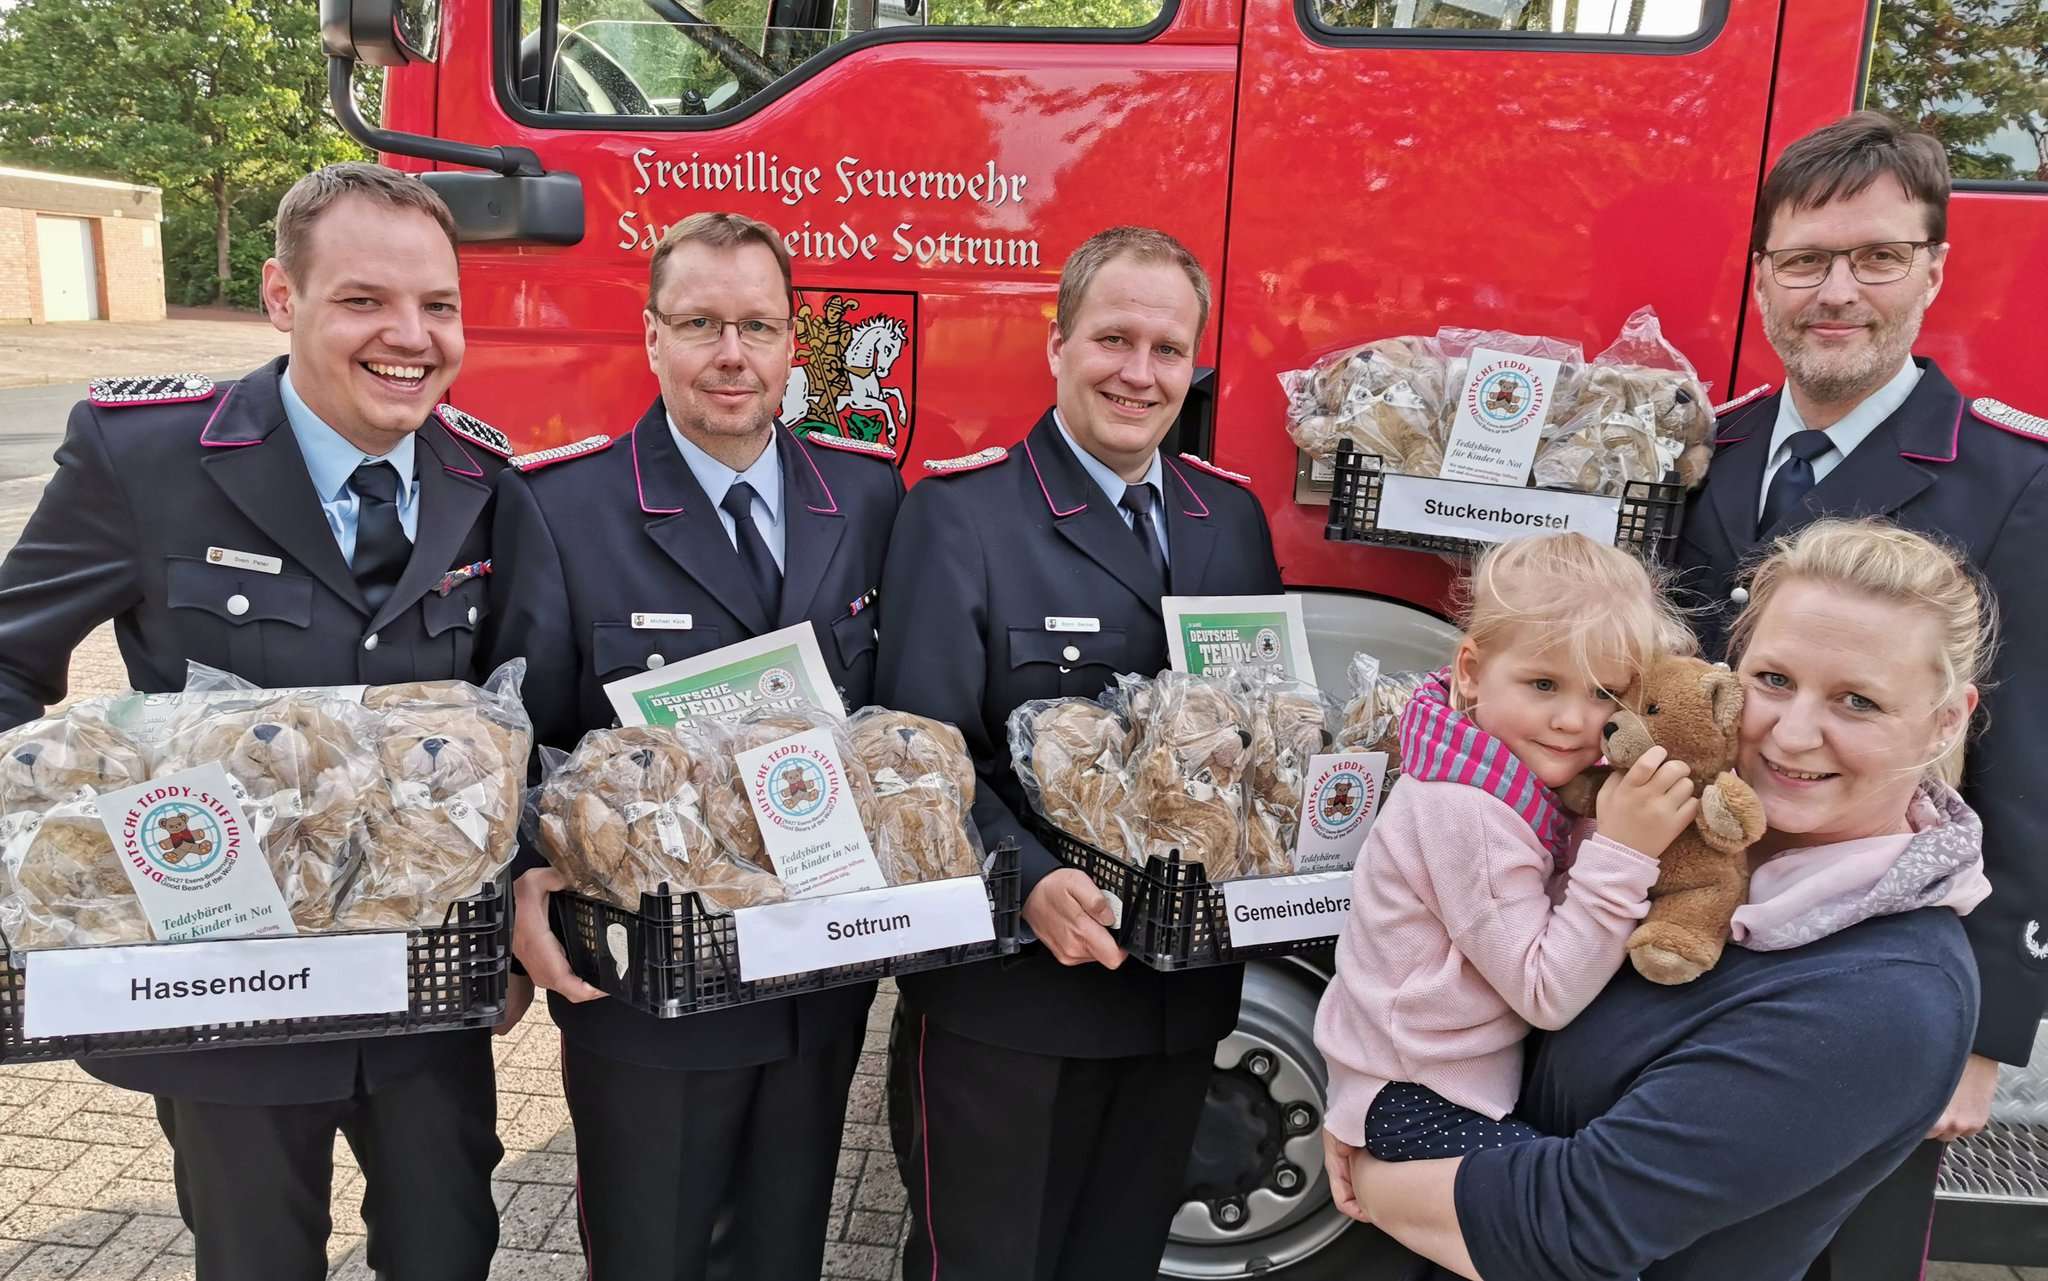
[152,809,218,869]
[759,669,796,700]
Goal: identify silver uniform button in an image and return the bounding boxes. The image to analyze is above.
[1062,644,1081,662]
[225,594,250,617]
[1730,586,1750,605]
[467,606,479,625]
[647,653,666,669]
[363,634,379,652]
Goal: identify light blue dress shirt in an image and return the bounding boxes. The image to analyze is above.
[1758,358,1923,509]
[668,415,786,572]
[1053,409,1170,566]
[280,370,419,566]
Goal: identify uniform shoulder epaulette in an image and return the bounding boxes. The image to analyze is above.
[923,446,1009,475]
[805,432,897,460]
[510,434,615,472]
[88,374,215,407]
[1970,397,2048,443]
[1713,384,1774,417]
[435,404,513,457]
[1178,453,1251,486]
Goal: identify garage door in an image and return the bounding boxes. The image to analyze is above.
[35,216,100,323]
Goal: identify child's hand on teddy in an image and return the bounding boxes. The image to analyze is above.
[1595,744,1701,858]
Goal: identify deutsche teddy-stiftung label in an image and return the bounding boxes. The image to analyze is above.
[1440,346,1564,486]
[732,874,993,981]
[92,763,294,942]
[736,727,887,899]
[24,932,407,1038]
[1291,751,1388,873]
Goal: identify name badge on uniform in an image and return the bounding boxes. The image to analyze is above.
[631,612,693,631]
[206,547,281,575]
[1044,616,1101,633]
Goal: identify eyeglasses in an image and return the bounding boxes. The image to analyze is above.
[649,313,793,347]
[1757,241,1939,288]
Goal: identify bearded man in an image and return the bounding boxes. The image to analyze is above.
[1675,110,2048,1281]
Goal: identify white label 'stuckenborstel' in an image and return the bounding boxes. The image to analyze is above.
[731,874,994,981]
[1220,872,1354,948]
[1374,473,1623,548]
[23,932,408,1039]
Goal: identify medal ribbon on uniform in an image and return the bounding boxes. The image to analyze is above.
[435,559,493,596]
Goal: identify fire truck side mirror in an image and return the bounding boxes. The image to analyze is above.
[318,0,586,241]
[321,0,441,66]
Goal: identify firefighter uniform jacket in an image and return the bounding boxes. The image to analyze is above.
[1677,359,2048,1065]
[0,355,507,1105]
[875,410,1285,1058]
[482,400,904,1070]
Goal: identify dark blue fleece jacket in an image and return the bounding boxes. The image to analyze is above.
[1454,908,1977,1281]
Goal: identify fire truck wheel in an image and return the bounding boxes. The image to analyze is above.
[1159,957,1422,1280]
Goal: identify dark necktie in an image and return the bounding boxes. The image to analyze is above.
[1120,481,1168,587]
[1757,429,1834,537]
[347,460,411,613]
[721,480,782,619]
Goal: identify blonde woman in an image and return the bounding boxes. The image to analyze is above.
[1341,519,1993,1281]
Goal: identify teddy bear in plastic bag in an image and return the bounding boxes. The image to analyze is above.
[1009,698,1134,860]
[537,725,785,913]
[1119,673,1255,880]
[846,709,983,883]
[1242,679,1334,877]
[1335,657,1431,777]
[155,695,379,931]
[336,665,534,929]
[0,712,152,949]
[1282,335,1457,475]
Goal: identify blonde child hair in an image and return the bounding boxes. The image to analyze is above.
[1450,533,1694,704]
[1728,518,1996,786]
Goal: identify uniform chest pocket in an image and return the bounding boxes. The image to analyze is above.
[1007,626,1131,699]
[830,612,878,668]
[165,556,313,627]
[165,555,314,678]
[592,621,726,679]
[421,579,487,638]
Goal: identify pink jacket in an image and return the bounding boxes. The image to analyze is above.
[1312,778,1659,1144]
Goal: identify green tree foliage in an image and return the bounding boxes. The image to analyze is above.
[0,0,367,307]
[1868,0,2046,182]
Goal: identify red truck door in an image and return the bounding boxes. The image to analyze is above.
[1211,0,1785,609]
[423,0,1248,463]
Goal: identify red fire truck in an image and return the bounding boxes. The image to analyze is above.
[317,0,2046,1268]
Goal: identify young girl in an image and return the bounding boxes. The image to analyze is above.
[1315,532,1699,1184]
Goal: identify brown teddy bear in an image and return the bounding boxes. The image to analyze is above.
[1011,699,1134,860]
[0,713,151,949]
[847,709,982,883]
[156,697,377,932]
[1244,682,1333,876]
[336,681,533,930]
[1121,673,1254,880]
[537,726,785,912]
[1560,655,1767,984]
[1534,365,1716,494]
[1335,666,1429,777]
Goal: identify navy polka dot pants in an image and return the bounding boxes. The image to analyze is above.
[1363,1081,1542,1161]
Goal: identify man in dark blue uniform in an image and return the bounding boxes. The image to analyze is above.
[0,163,510,1280]
[483,211,904,1281]
[1676,112,2048,1281]
[876,226,1284,1281]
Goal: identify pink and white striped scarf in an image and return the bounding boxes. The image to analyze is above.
[1397,667,1572,858]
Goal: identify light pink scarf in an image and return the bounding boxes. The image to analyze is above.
[1730,782,1989,951]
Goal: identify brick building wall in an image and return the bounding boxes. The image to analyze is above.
[0,168,165,325]
[0,207,32,325]
[98,216,165,323]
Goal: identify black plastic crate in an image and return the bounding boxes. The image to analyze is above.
[552,843,1022,1018]
[1322,439,1686,563]
[1035,821,1346,971]
[0,877,511,1063]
